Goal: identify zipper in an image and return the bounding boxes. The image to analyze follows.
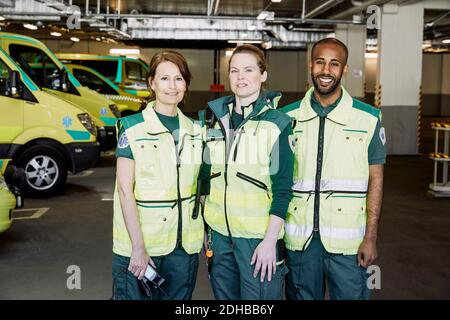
[207,106,234,243]
[236,172,271,199]
[174,136,183,247]
[313,116,326,233]
[232,127,245,162]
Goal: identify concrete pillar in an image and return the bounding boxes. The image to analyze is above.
[377,3,424,155]
[335,24,366,99]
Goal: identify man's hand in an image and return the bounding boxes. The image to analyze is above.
[357,238,377,268]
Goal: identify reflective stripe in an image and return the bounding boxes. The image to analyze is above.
[292,179,368,192]
[320,226,366,240]
[285,223,313,238]
[292,180,315,191]
[321,179,368,192]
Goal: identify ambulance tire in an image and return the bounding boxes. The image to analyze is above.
[16,145,68,197]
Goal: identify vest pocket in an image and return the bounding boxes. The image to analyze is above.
[136,202,178,252]
[330,193,367,215]
[236,172,271,199]
[286,193,308,228]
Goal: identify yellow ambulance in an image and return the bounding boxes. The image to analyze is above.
[64,63,145,117]
[0,160,20,233]
[0,48,99,197]
[0,32,119,150]
[56,53,150,98]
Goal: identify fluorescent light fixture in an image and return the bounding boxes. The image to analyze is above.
[271,0,282,2]
[365,52,378,59]
[0,16,5,21]
[442,39,450,44]
[248,24,256,31]
[257,11,268,20]
[70,37,80,42]
[228,40,263,44]
[109,48,140,55]
[50,32,62,37]
[23,23,38,30]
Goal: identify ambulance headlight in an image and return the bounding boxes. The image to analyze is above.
[77,113,97,136]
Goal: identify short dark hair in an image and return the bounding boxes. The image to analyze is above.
[311,37,348,64]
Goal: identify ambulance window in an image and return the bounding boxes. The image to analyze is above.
[9,44,60,91]
[81,60,118,82]
[0,59,11,97]
[72,68,118,95]
[125,61,147,81]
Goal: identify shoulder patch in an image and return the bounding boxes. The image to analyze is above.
[379,127,386,145]
[279,100,301,115]
[352,98,380,119]
[117,131,129,149]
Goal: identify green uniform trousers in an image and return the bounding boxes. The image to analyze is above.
[285,233,371,300]
[112,246,199,300]
[209,229,288,300]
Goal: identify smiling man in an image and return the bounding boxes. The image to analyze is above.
[280,38,386,300]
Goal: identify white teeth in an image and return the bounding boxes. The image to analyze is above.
[319,77,332,83]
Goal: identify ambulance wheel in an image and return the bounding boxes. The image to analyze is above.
[16,145,67,197]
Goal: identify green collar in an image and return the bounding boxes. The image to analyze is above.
[310,90,342,117]
[207,91,282,120]
[142,100,192,134]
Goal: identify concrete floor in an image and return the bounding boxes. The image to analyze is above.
[0,153,449,299]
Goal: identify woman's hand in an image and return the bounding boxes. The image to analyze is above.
[251,238,277,282]
[128,246,155,280]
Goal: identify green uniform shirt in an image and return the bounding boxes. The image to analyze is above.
[116,111,180,160]
[310,92,386,165]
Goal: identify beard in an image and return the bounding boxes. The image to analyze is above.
[311,73,342,95]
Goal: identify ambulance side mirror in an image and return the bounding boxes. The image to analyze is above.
[60,69,69,92]
[9,70,22,98]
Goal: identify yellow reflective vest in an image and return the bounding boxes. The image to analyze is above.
[113,102,204,257]
[281,87,381,255]
[202,92,291,239]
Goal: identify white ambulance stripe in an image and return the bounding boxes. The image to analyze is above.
[320,226,366,240]
[292,179,368,192]
[285,223,313,238]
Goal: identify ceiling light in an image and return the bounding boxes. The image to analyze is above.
[109,48,140,55]
[50,32,62,37]
[70,37,80,42]
[442,39,450,44]
[95,37,101,41]
[271,0,282,2]
[257,11,269,20]
[23,24,38,30]
[365,52,378,58]
[228,40,263,44]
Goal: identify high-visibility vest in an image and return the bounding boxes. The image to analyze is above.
[113,101,204,257]
[282,87,381,254]
[202,91,291,239]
